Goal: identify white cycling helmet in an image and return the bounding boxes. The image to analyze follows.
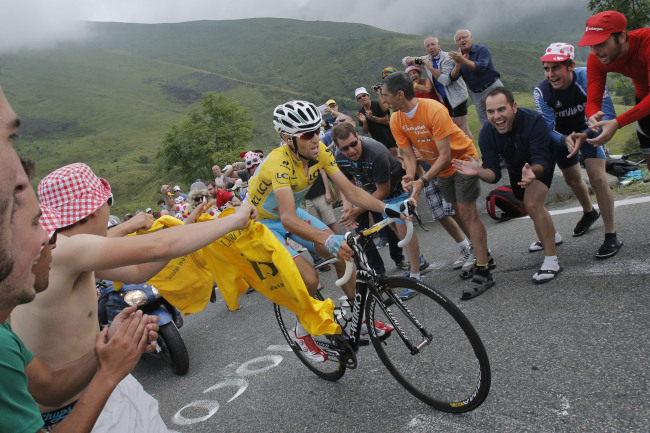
[273,100,322,136]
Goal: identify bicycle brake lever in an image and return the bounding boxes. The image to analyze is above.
[412,208,428,232]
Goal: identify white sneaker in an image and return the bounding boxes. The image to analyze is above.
[453,245,473,269]
[292,327,327,362]
[461,250,476,272]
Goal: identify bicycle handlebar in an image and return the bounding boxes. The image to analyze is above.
[335,199,415,288]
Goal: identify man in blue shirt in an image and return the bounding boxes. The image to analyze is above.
[533,42,621,258]
[453,87,563,284]
[450,29,503,125]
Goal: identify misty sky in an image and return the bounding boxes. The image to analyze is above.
[3,0,589,53]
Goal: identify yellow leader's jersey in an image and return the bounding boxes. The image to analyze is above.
[247,142,340,220]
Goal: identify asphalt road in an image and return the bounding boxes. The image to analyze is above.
[133,193,650,433]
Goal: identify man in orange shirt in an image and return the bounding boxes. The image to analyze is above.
[381,71,494,300]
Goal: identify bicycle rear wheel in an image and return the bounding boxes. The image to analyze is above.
[273,292,347,381]
[366,276,490,413]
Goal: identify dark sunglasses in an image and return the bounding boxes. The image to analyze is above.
[107,193,114,207]
[298,129,320,141]
[49,231,57,245]
[339,140,359,152]
[194,195,206,203]
[246,156,261,167]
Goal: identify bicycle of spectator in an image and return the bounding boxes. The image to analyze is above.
[273,201,491,413]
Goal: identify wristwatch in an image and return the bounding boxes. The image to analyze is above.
[419,177,429,188]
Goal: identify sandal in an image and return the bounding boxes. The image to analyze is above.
[532,267,563,284]
[460,273,495,301]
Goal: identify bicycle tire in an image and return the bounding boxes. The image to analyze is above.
[273,292,346,381]
[366,276,490,413]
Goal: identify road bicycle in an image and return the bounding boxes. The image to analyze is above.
[273,201,491,413]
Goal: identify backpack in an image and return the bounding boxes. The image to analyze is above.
[485,186,527,221]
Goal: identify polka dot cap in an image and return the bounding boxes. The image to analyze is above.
[540,42,575,62]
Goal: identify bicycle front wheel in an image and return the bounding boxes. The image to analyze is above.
[366,277,491,413]
[273,292,346,382]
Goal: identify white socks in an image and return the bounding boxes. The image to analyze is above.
[541,256,560,271]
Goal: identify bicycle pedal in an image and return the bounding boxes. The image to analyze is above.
[330,334,357,369]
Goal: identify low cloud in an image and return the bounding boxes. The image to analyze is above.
[0,0,589,53]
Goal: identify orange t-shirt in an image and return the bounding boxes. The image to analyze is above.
[390,98,478,178]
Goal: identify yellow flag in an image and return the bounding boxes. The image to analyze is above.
[117,214,340,335]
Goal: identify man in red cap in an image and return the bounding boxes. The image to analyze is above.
[579,10,650,166]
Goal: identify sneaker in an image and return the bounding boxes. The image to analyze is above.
[292,327,328,362]
[573,209,600,237]
[398,288,418,300]
[453,245,472,269]
[395,260,410,270]
[460,252,495,279]
[461,250,476,273]
[402,255,431,274]
[595,238,623,259]
[528,239,563,253]
[377,238,388,249]
[361,319,394,337]
[461,273,495,301]
[419,255,431,273]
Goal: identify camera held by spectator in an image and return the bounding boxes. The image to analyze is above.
[414,58,425,65]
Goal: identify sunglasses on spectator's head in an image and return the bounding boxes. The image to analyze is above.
[107,193,114,207]
[246,156,261,167]
[339,140,359,153]
[49,231,58,245]
[297,129,320,141]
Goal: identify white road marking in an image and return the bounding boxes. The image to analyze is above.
[266,344,293,351]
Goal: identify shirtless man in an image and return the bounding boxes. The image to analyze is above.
[11,162,256,432]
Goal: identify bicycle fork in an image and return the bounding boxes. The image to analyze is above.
[372,285,433,355]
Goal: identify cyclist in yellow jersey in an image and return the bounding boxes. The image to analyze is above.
[248,100,407,362]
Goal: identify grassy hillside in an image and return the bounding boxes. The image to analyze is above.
[0,16,633,215]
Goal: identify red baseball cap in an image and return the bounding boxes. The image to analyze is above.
[578,10,627,46]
